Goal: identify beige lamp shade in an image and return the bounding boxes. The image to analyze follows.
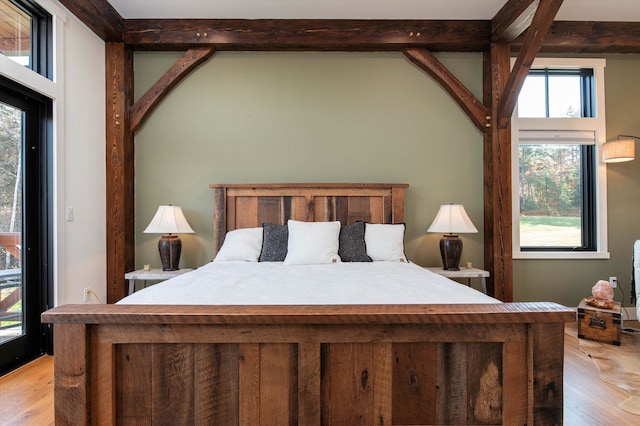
[427,204,477,271]
[144,205,194,271]
[427,204,478,234]
[602,139,635,163]
[144,205,195,234]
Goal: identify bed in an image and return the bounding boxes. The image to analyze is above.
[634,240,640,320]
[42,183,574,425]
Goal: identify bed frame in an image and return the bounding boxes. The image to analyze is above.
[43,183,574,425]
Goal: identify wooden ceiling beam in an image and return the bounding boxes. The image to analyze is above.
[497,0,563,129]
[57,0,124,41]
[522,21,640,53]
[403,48,489,132]
[124,19,490,52]
[0,38,30,52]
[130,47,216,133]
[51,3,640,54]
[492,0,539,42]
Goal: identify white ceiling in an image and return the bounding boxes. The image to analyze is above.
[107,0,640,21]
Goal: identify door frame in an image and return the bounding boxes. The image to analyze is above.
[0,75,53,375]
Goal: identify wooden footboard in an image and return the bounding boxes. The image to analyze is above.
[43,302,574,425]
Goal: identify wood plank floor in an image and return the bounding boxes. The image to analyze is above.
[563,321,640,425]
[0,355,54,426]
[0,323,638,425]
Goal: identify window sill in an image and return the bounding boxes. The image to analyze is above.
[513,251,610,260]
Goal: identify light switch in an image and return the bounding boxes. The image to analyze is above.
[66,206,74,221]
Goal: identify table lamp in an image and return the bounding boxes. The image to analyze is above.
[144,205,195,271]
[427,204,478,271]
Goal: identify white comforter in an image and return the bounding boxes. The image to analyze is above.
[635,240,640,320]
[119,261,498,305]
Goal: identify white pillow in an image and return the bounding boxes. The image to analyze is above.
[214,227,263,262]
[364,223,407,262]
[283,220,341,265]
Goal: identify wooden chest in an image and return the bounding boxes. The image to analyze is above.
[577,298,621,345]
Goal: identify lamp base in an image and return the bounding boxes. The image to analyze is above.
[158,234,182,271]
[439,234,462,271]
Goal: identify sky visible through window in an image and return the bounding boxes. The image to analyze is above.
[518,74,582,118]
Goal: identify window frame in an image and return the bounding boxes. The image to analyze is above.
[511,58,609,260]
[4,0,53,78]
[0,74,53,374]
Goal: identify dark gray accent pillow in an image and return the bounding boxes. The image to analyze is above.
[339,222,372,262]
[259,223,288,262]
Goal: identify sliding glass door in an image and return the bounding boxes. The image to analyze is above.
[0,76,52,375]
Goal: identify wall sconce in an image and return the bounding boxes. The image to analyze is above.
[144,205,195,271]
[602,135,637,163]
[427,204,478,271]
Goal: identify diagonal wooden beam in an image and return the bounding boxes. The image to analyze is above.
[492,0,539,42]
[56,0,124,42]
[129,47,216,133]
[497,0,563,129]
[403,48,489,132]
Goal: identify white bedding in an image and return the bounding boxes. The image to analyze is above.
[119,261,499,305]
[635,240,640,320]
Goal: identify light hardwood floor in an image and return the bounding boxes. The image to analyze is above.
[0,355,54,426]
[563,321,640,425]
[0,324,638,425]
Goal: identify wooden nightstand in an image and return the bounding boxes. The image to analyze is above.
[125,268,193,295]
[424,267,490,294]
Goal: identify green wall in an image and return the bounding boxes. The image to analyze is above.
[134,52,485,280]
[134,51,640,307]
[514,55,640,308]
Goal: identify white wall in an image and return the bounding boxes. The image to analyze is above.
[2,2,105,305]
[51,1,106,304]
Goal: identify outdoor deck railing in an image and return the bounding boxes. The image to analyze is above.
[0,269,22,329]
[0,232,22,335]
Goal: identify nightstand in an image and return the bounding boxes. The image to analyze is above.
[424,267,490,294]
[125,268,193,295]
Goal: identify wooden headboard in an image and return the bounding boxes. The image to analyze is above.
[210,183,409,254]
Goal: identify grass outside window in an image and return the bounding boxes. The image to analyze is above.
[520,216,581,247]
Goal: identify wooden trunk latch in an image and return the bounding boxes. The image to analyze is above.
[589,316,607,330]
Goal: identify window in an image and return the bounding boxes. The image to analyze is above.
[512,58,608,259]
[0,0,52,78]
[517,130,596,250]
[518,68,593,118]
